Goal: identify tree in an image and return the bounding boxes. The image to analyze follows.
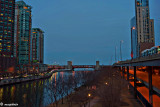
[45,77,60,107]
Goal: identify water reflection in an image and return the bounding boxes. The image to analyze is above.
[0,69,93,107]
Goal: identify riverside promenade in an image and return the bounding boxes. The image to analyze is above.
[47,66,143,107]
[0,69,57,86]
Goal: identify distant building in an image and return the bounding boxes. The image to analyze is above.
[131,0,155,58]
[31,28,44,64]
[14,1,32,65]
[0,0,16,73]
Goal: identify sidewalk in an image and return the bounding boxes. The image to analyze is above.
[120,87,142,107]
[84,87,143,107]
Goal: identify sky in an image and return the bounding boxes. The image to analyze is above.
[17,0,160,65]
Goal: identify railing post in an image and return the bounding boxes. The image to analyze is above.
[134,66,137,99]
[122,66,125,78]
[148,66,153,105]
[119,66,121,72]
[127,66,129,81]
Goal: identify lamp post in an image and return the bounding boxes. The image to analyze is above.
[88,93,91,107]
[120,40,123,61]
[115,46,117,63]
[131,27,135,59]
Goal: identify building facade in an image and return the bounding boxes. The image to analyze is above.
[14,1,32,65]
[131,0,155,58]
[31,28,44,64]
[0,0,16,73]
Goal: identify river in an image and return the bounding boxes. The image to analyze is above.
[0,68,94,107]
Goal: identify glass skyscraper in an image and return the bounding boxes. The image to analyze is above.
[14,1,32,65]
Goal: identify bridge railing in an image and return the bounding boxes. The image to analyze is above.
[114,54,160,66]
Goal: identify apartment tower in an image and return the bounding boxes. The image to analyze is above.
[0,0,16,72]
[131,0,155,58]
[31,28,44,64]
[14,1,32,65]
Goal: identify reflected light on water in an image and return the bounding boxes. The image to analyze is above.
[0,88,3,101]
[72,71,75,77]
[11,86,16,99]
[60,72,64,79]
[26,83,29,89]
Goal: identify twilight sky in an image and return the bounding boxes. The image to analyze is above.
[19,0,160,65]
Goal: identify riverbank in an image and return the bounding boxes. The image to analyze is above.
[47,85,142,107]
[0,69,59,86]
[47,86,90,107]
[0,69,74,86]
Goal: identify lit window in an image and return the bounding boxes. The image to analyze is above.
[24,7,28,9]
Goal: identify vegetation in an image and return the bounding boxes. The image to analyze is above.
[46,66,128,107]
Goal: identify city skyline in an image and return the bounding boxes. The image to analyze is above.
[19,0,160,65]
[0,0,160,106]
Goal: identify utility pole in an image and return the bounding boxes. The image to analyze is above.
[120,40,123,61]
[115,46,117,63]
[110,55,113,65]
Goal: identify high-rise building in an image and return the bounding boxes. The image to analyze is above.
[14,1,32,65]
[131,0,155,58]
[0,0,16,73]
[31,28,44,64]
[149,19,155,43]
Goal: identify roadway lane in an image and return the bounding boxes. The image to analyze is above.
[130,82,160,107]
[128,69,160,90]
[123,69,160,107]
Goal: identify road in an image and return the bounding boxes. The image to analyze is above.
[124,69,160,107]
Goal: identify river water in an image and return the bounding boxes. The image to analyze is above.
[0,69,93,107]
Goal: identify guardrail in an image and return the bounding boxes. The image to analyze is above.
[129,73,160,97]
[129,84,152,107]
[114,54,160,66]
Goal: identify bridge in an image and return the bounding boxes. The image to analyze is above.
[72,65,95,69]
[114,54,160,66]
[50,61,100,70]
[113,55,160,107]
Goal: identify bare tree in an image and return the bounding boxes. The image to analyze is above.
[95,67,128,107]
[58,75,68,104]
[45,78,60,107]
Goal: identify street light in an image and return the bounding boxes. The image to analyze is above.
[115,46,117,63]
[88,93,91,97]
[131,27,136,59]
[88,93,91,107]
[120,40,124,61]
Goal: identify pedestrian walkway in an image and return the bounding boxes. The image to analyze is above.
[120,87,142,107]
[84,87,143,107]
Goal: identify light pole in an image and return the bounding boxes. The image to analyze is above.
[115,46,117,63]
[88,93,91,107]
[120,40,123,61]
[131,27,135,59]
